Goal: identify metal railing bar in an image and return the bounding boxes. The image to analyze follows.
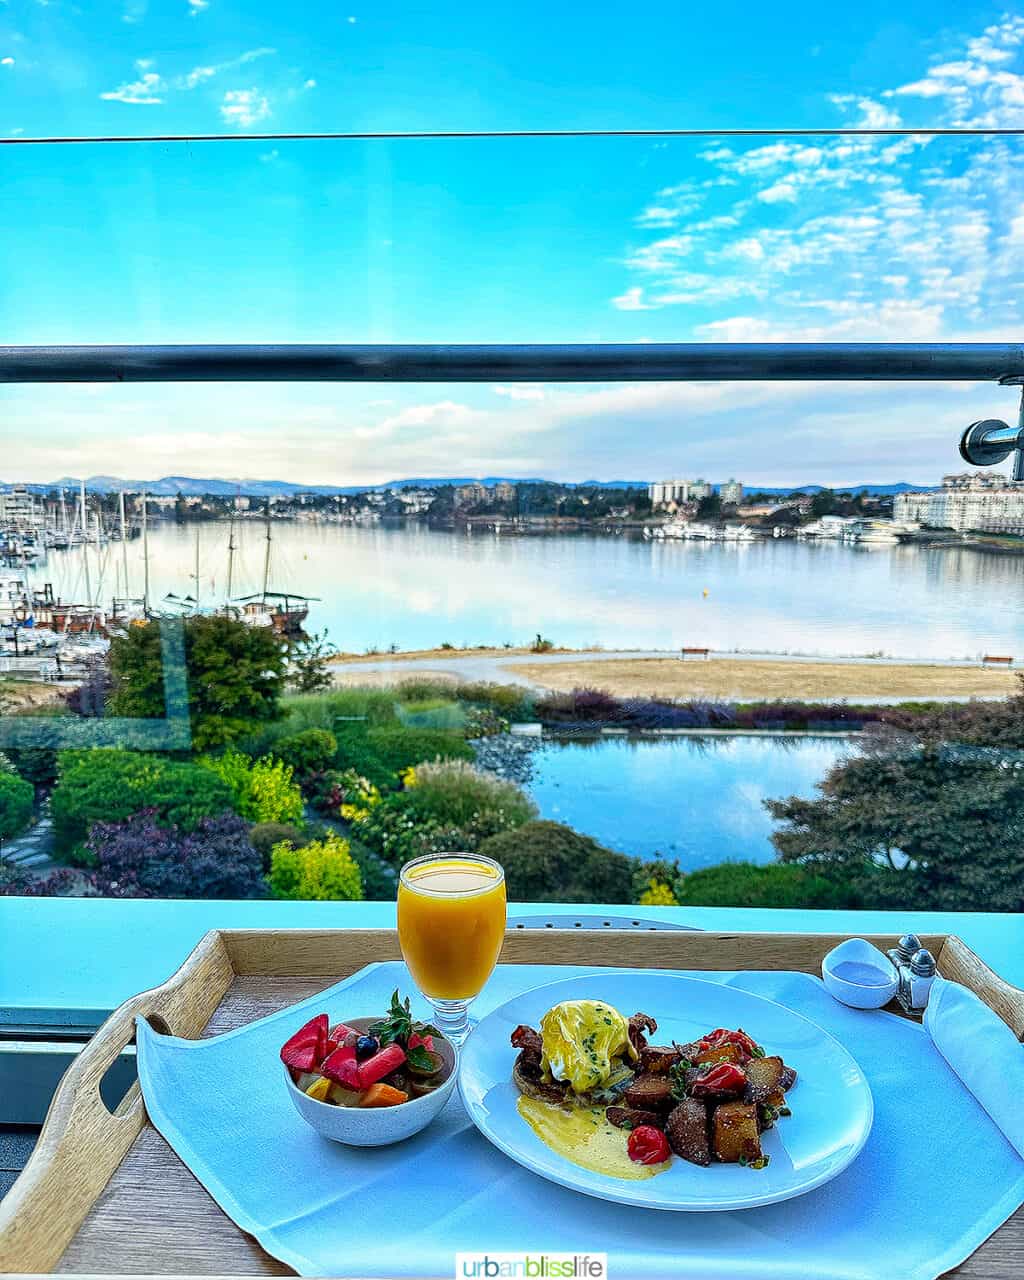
[3,127,1024,147]
[2,343,1023,384]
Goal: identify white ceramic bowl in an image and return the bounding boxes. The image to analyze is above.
[283,1016,458,1147]
[822,938,899,1009]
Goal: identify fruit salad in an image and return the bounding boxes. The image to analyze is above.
[280,990,450,1109]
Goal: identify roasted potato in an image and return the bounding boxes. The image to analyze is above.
[666,1097,711,1167]
[638,1044,681,1075]
[712,1102,763,1164]
[605,1105,660,1131]
[693,1042,744,1068]
[745,1055,786,1104]
[623,1074,675,1111]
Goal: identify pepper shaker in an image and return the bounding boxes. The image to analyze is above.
[887,933,921,972]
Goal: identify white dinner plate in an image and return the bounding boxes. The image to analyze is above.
[459,971,873,1211]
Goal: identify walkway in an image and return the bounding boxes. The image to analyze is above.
[1,808,56,876]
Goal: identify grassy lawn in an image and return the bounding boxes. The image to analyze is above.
[503,657,1019,701]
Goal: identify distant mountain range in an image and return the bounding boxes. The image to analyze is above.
[1,474,937,498]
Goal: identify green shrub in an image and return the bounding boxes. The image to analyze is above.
[269,729,338,780]
[268,831,363,901]
[3,748,58,788]
[479,820,634,903]
[397,678,534,721]
[51,750,236,861]
[333,725,399,791]
[200,750,305,826]
[638,859,862,910]
[0,772,34,841]
[365,726,474,772]
[405,759,535,828]
[396,699,466,731]
[250,821,308,867]
[357,762,536,866]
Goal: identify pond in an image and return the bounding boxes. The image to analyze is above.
[523,733,855,867]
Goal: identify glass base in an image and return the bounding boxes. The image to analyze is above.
[428,998,478,1046]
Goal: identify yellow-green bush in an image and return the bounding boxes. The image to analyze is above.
[268,832,363,901]
[201,750,304,826]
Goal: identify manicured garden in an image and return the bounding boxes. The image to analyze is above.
[1,616,1022,912]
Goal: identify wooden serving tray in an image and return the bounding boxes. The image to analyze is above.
[1,928,1022,1278]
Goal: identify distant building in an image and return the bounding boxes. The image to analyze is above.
[492,482,517,503]
[648,478,713,507]
[0,486,38,528]
[894,472,1024,533]
[454,482,489,507]
[719,478,743,506]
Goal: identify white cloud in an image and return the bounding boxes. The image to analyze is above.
[188,0,208,11]
[101,71,163,104]
[100,47,276,106]
[1,56,14,67]
[612,286,656,311]
[757,181,797,204]
[220,87,270,127]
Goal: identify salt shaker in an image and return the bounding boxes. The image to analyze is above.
[895,947,936,1016]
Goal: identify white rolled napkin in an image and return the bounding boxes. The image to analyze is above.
[924,975,1024,1160]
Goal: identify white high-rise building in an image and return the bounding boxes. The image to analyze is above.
[893,473,1024,533]
[648,478,714,506]
[719,478,744,505]
[0,486,38,528]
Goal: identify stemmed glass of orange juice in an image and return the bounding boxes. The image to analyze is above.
[397,853,506,1044]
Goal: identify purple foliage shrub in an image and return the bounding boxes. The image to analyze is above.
[86,809,265,899]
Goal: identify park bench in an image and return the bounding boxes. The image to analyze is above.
[982,655,1014,666]
[681,646,711,660]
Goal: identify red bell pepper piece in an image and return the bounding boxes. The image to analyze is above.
[356,1043,406,1088]
[280,1014,329,1073]
[321,1043,362,1088]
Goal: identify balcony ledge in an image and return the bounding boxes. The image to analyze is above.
[2,896,1023,1030]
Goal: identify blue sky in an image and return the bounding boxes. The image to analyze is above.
[2,3,1024,485]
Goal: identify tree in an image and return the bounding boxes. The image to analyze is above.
[696,493,723,520]
[765,739,1024,911]
[0,772,34,842]
[108,615,287,751]
[810,489,837,517]
[287,630,336,694]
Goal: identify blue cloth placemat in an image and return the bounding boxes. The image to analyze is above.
[137,963,1024,1279]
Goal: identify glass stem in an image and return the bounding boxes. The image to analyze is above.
[429,998,472,1044]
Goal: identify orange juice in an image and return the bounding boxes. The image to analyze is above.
[397,855,507,1000]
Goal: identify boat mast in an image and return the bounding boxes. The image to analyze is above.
[226,504,237,604]
[60,487,68,537]
[193,524,201,612]
[118,490,129,599]
[141,491,150,615]
[79,479,93,618]
[261,500,272,605]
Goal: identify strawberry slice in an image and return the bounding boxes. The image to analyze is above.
[357,1043,406,1088]
[321,1044,362,1089]
[329,1022,357,1043]
[280,1014,329,1073]
[408,1032,434,1053]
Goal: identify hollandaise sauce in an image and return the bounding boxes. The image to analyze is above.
[517,1096,669,1181]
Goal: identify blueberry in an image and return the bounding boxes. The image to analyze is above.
[356,1035,378,1060]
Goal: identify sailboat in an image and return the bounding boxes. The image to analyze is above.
[228,505,317,636]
